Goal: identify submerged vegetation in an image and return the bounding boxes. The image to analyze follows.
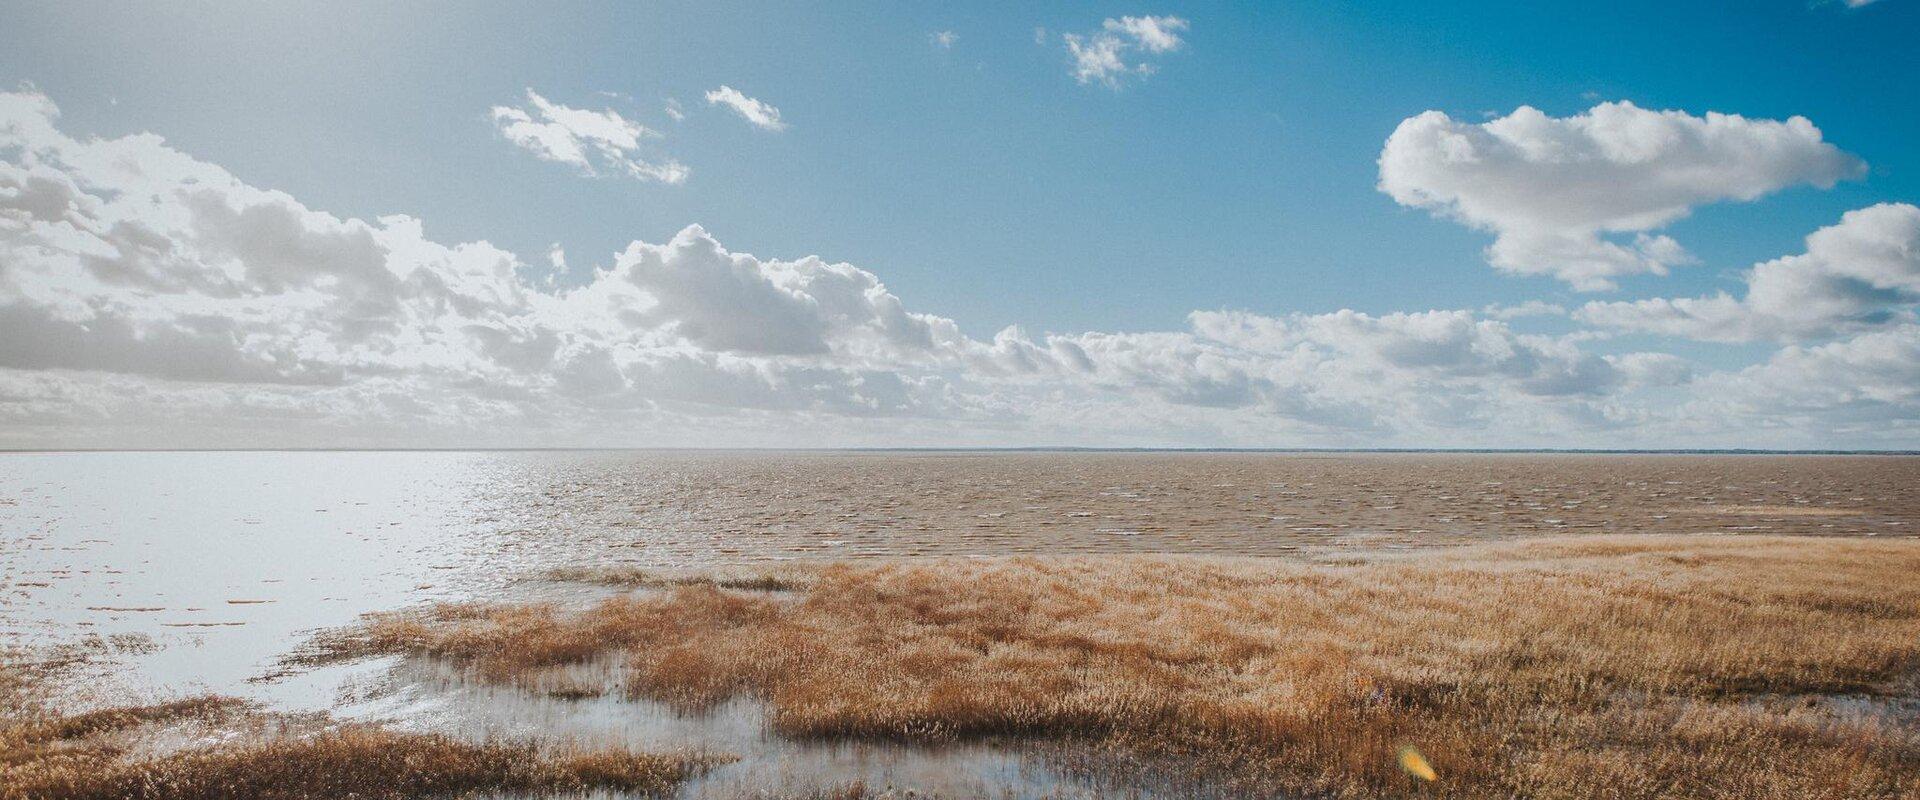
[543,565,809,593]
[301,535,1920,799]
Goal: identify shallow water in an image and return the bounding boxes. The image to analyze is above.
[365,658,1107,799]
[337,654,1261,800]
[0,451,534,706]
[5,450,1917,796]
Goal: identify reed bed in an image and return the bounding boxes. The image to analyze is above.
[303,535,1920,798]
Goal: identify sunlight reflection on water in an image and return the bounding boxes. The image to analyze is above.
[0,451,532,706]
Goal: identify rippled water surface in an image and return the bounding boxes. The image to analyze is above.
[5,450,1917,796]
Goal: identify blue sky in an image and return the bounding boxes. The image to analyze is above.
[1,2,1917,448]
[9,0,1912,338]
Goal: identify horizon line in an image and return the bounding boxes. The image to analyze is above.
[1,447,1916,456]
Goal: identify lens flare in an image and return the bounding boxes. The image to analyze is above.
[1398,745,1437,781]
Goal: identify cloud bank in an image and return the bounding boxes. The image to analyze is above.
[2,90,1915,449]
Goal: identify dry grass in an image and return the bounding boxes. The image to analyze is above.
[1,726,717,800]
[304,535,1920,799]
[0,641,724,799]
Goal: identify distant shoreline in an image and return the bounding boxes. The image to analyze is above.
[2,447,1916,456]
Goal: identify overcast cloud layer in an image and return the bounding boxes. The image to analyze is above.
[2,91,1916,449]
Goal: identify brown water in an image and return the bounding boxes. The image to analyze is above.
[499,451,1920,567]
[5,451,1917,798]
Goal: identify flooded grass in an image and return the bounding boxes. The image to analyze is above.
[10,696,250,743]
[299,535,1920,799]
[355,658,1105,798]
[543,568,809,593]
[0,642,726,800]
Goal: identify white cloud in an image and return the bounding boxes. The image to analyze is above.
[1065,34,1128,86]
[2,89,1915,449]
[1482,300,1568,320]
[704,86,787,132]
[1063,15,1189,88]
[1735,325,1920,410]
[1379,102,1864,290]
[1106,15,1187,54]
[602,224,963,359]
[0,90,961,428]
[1678,323,1920,445]
[490,89,687,183]
[1,92,535,391]
[961,308,1684,438]
[1579,203,1920,342]
[930,30,958,49]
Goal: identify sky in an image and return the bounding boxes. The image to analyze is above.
[1,0,1917,449]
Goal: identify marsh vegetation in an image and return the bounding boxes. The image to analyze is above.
[293,535,1920,799]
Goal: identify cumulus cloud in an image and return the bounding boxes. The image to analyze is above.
[0,89,963,441]
[597,224,963,359]
[1731,325,1920,411]
[704,86,787,131]
[1579,203,1920,342]
[1379,102,1864,290]
[490,89,688,182]
[1063,15,1189,87]
[1676,323,1920,445]
[2,92,535,391]
[1,89,1913,449]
